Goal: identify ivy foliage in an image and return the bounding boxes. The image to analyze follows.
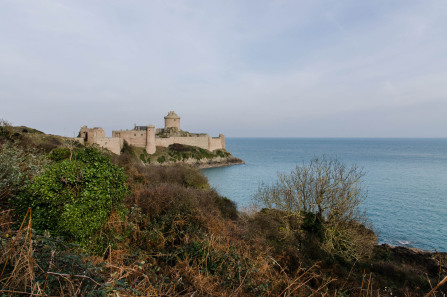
[15,147,128,244]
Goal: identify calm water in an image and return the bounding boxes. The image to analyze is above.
[202,138,447,252]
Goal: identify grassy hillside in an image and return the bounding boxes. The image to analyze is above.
[0,121,446,296]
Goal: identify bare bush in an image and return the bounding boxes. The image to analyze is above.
[254,156,376,260]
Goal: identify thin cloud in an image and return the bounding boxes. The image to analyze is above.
[0,0,446,137]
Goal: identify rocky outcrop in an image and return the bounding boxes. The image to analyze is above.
[370,244,447,294]
[153,156,245,169]
[194,156,245,169]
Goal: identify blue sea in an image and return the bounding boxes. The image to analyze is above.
[202,138,447,252]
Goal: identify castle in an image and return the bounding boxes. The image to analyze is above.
[77,111,225,155]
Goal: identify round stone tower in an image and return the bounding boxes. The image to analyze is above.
[164,111,180,130]
[145,125,156,154]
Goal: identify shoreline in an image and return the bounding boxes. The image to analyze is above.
[380,243,447,255]
[145,157,245,169]
[198,159,245,169]
[374,243,447,271]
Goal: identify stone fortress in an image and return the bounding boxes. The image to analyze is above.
[77,111,225,155]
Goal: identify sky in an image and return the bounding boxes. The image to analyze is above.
[1,0,446,137]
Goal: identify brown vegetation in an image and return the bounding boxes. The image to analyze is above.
[0,123,446,296]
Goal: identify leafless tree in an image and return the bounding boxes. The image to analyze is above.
[255,156,375,260]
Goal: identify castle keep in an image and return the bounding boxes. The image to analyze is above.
[78,111,225,155]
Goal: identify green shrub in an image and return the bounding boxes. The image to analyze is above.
[157,156,166,163]
[0,119,12,139]
[120,140,136,157]
[181,166,209,189]
[48,147,71,161]
[15,147,128,245]
[301,211,324,239]
[213,195,238,220]
[215,149,230,158]
[139,151,151,164]
[167,143,217,160]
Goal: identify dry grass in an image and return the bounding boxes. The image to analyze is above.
[84,205,335,296]
[1,198,445,296]
[1,129,446,296]
[0,209,40,295]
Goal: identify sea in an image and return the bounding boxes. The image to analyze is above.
[202,138,447,252]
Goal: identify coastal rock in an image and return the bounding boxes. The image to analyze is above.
[372,243,447,289]
[152,156,245,169]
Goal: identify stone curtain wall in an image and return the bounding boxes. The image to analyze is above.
[113,130,148,148]
[156,135,210,150]
[208,134,225,151]
[78,128,225,154]
[156,134,225,151]
[95,137,123,155]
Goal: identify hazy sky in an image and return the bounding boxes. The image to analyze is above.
[1,0,446,137]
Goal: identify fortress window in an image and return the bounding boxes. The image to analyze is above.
[134,133,136,136]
